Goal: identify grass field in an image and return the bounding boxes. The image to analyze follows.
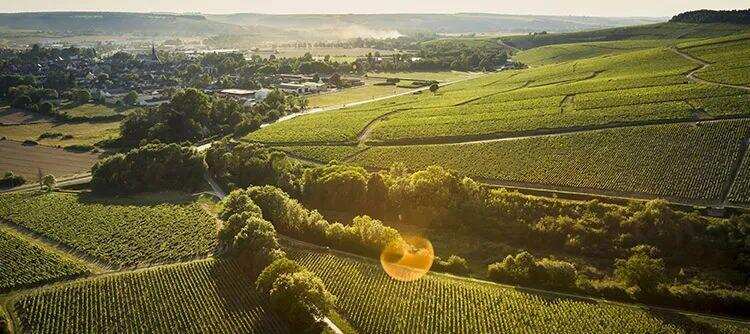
[287,244,749,334]
[307,78,412,109]
[366,71,478,82]
[0,120,120,146]
[0,191,218,268]
[0,228,89,292]
[60,103,122,120]
[9,258,289,333]
[0,139,99,180]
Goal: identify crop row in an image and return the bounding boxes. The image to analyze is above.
[11,259,288,334]
[367,101,695,142]
[0,192,217,268]
[0,228,88,292]
[286,246,749,334]
[276,145,364,164]
[727,147,750,205]
[355,119,750,201]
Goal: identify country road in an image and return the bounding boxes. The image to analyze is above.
[670,47,750,92]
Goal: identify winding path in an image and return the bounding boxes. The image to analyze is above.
[670,47,750,92]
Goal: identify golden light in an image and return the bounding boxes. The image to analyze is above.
[380,235,434,282]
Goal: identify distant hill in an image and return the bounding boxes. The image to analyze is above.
[0,12,243,36]
[206,13,663,36]
[670,9,750,25]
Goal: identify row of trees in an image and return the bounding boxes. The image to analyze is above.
[217,190,335,332]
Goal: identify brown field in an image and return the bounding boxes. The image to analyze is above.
[0,139,99,180]
[0,121,120,147]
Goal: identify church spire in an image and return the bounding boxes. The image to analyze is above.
[151,44,159,62]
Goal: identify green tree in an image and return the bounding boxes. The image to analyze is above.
[614,252,666,292]
[268,270,336,332]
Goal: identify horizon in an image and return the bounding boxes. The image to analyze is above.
[0,0,747,18]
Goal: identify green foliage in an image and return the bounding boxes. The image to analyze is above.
[0,192,217,267]
[12,259,290,333]
[0,229,88,292]
[487,251,577,289]
[268,270,336,332]
[432,255,470,275]
[245,185,400,257]
[614,252,666,292]
[91,143,206,195]
[41,174,55,190]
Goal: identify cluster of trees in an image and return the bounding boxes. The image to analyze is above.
[670,9,750,24]
[217,191,335,332]
[119,89,304,146]
[353,38,509,72]
[90,143,206,194]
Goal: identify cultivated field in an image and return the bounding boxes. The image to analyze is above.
[287,244,750,334]
[0,228,89,292]
[254,32,750,206]
[9,259,289,333]
[0,139,99,180]
[0,192,218,268]
[307,78,413,108]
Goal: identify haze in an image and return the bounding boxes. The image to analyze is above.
[1,0,747,17]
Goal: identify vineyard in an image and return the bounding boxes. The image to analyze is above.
[10,259,289,334]
[0,228,89,292]
[0,192,218,268]
[276,145,364,164]
[348,119,750,202]
[286,245,750,334]
[682,36,750,86]
[727,147,750,205]
[251,41,750,146]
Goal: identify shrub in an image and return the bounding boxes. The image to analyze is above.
[433,255,471,275]
[63,144,94,152]
[614,253,666,292]
[488,251,577,289]
[0,171,25,189]
[38,132,63,139]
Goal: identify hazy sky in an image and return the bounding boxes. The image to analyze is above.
[0,0,747,17]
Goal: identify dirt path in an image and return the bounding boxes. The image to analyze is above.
[671,47,750,92]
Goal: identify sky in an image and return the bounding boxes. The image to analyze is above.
[0,0,747,18]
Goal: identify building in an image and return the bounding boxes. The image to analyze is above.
[217,89,270,106]
[279,82,325,95]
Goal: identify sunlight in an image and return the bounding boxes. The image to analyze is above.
[380,235,434,282]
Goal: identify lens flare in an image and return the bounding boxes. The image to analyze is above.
[380,235,434,282]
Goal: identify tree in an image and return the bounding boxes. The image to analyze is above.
[38,101,54,115]
[11,95,31,109]
[268,270,336,332]
[41,174,56,191]
[123,91,139,106]
[614,252,666,292]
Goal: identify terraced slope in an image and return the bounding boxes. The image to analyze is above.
[0,228,89,292]
[250,38,749,146]
[287,245,750,334]
[0,192,217,268]
[10,259,289,334]
[345,119,750,203]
